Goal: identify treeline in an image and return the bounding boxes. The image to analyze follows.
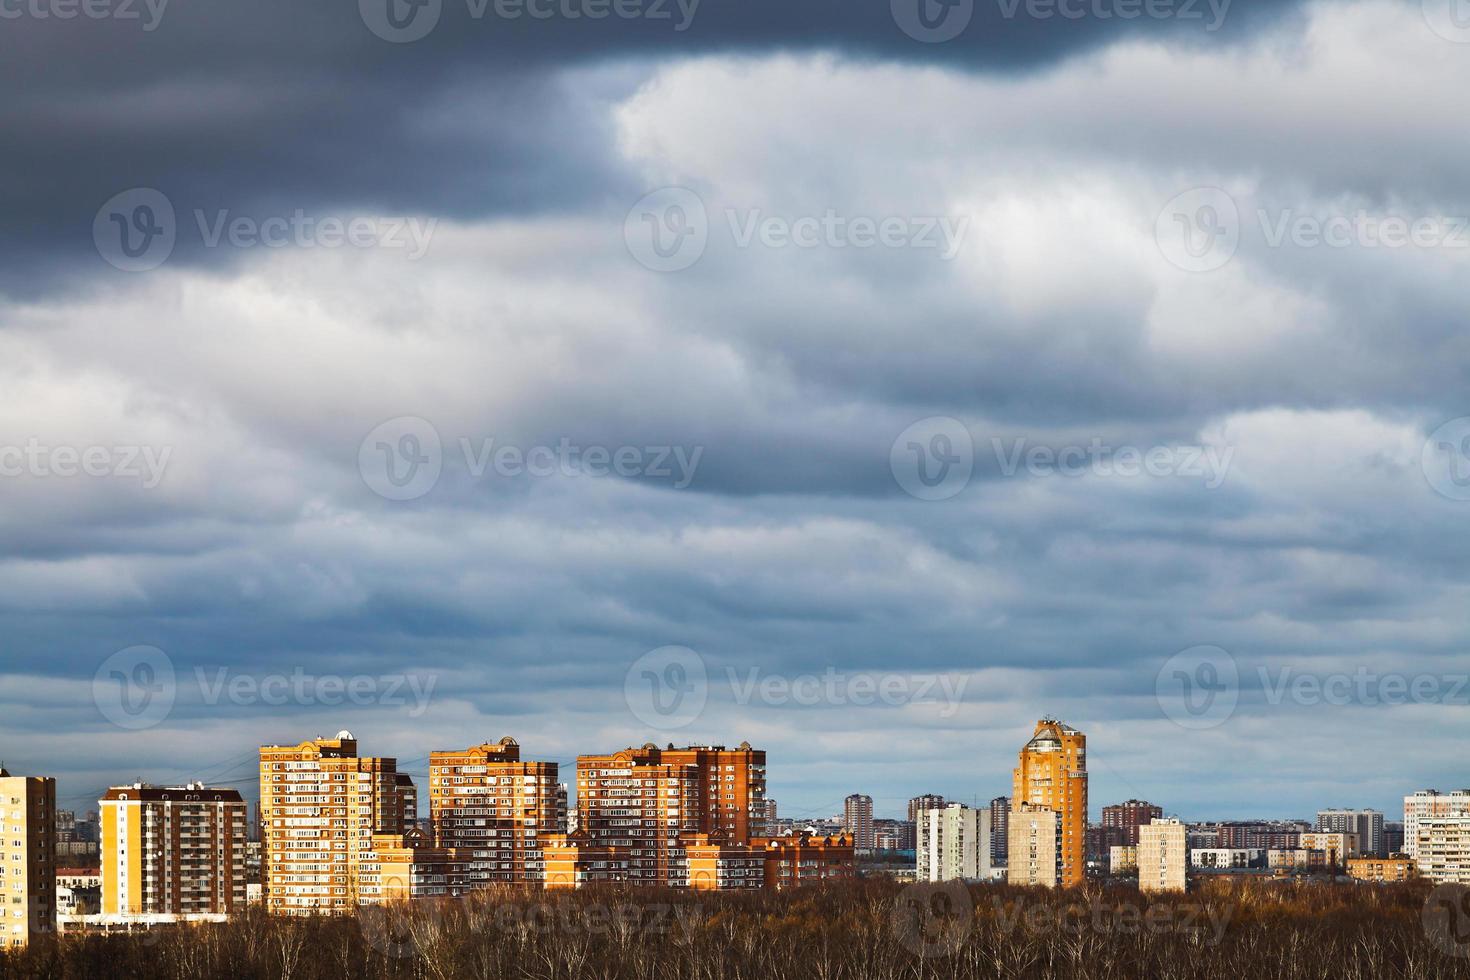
[3,878,1468,980]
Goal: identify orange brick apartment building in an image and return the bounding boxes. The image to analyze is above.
[1009,719,1088,888]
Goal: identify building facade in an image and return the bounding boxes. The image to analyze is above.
[1007,803,1060,888]
[1138,818,1188,893]
[258,732,411,913]
[1347,855,1414,882]
[1414,817,1470,883]
[844,795,874,854]
[100,783,247,919]
[1102,800,1162,847]
[1317,809,1383,857]
[1010,719,1087,887]
[1297,832,1358,870]
[1190,848,1264,869]
[429,737,562,887]
[758,833,854,889]
[0,770,56,948]
[916,803,990,882]
[989,797,1010,867]
[1404,790,1470,861]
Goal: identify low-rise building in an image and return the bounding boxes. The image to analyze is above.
[1268,848,1329,872]
[1347,855,1414,882]
[1191,848,1264,869]
[1109,845,1137,874]
[758,833,854,890]
[1297,832,1358,870]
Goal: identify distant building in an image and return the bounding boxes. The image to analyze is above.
[1383,822,1405,856]
[1109,845,1137,874]
[873,819,914,851]
[764,799,778,830]
[759,833,855,889]
[100,783,248,919]
[908,795,946,823]
[1317,810,1384,857]
[1190,848,1264,869]
[1007,803,1060,888]
[1269,849,1329,872]
[989,797,1010,866]
[0,769,56,948]
[1297,831,1359,870]
[844,795,875,854]
[1414,817,1470,883]
[1009,719,1087,887]
[1138,818,1188,893]
[1102,800,1163,847]
[1404,790,1470,861]
[917,803,990,882]
[1347,855,1414,882]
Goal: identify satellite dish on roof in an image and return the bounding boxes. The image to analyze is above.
[336,730,355,740]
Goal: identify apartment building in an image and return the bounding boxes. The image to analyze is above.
[1007,803,1060,887]
[1404,790,1470,861]
[542,832,631,887]
[1347,855,1414,882]
[1109,845,1137,874]
[576,742,766,887]
[758,833,855,890]
[916,803,990,882]
[99,783,247,919]
[908,795,946,823]
[989,797,1010,867]
[1190,848,1263,869]
[1102,800,1162,847]
[1010,719,1087,887]
[1138,818,1188,893]
[1297,831,1358,870]
[844,795,874,854]
[1414,817,1470,884]
[685,833,765,890]
[1317,809,1384,857]
[258,731,411,914]
[0,769,56,948]
[1269,848,1329,872]
[358,829,471,901]
[429,738,562,886]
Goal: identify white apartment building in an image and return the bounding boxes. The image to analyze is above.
[1404,790,1470,861]
[916,803,991,882]
[1415,817,1470,883]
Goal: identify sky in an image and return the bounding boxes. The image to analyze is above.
[2,0,1469,824]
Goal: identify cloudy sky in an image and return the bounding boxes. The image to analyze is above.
[2,0,1469,825]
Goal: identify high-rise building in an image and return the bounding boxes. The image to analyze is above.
[1317,809,1383,857]
[844,794,874,854]
[1384,822,1405,855]
[989,796,1010,866]
[1138,818,1187,893]
[908,794,946,824]
[1404,791,1470,861]
[765,799,778,829]
[1007,803,1059,887]
[429,737,562,886]
[1010,719,1087,887]
[1414,817,1470,883]
[100,783,247,918]
[0,769,56,948]
[575,742,766,886]
[258,731,411,913]
[916,803,990,882]
[1102,800,1163,847]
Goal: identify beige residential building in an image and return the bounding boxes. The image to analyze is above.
[1414,817,1470,884]
[0,770,56,948]
[428,737,563,886]
[1007,803,1060,887]
[100,783,247,919]
[1347,855,1414,882]
[1138,818,1188,893]
[258,731,411,914]
[1404,790,1470,861]
[1297,831,1358,870]
[1109,845,1138,874]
